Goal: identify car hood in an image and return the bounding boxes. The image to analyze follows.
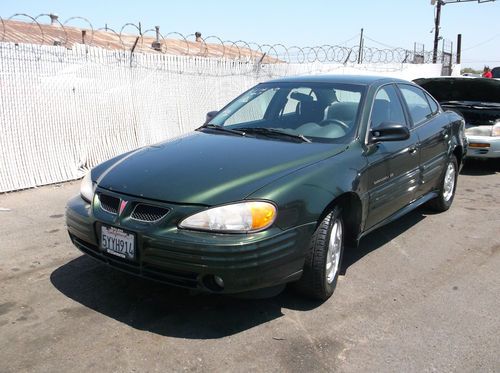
[414,77,500,104]
[414,77,500,126]
[95,132,346,206]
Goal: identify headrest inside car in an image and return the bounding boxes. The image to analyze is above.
[290,92,314,102]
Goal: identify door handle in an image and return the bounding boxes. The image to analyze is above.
[408,146,418,155]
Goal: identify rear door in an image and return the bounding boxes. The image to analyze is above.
[397,84,449,197]
[364,84,420,229]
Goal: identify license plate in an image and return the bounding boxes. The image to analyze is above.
[100,226,135,260]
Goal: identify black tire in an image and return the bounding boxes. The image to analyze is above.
[428,155,458,212]
[294,206,344,301]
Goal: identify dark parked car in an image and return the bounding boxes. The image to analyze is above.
[66,75,467,301]
[491,67,500,79]
[415,77,500,159]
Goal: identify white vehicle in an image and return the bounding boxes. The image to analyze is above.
[414,77,500,159]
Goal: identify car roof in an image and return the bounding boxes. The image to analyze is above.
[265,74,410,86]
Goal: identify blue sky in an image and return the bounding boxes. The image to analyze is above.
[2,0,499,69]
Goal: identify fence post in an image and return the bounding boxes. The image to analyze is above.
[130,36,139,67]
[357,28,364,64]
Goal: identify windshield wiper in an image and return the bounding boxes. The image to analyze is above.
[237,127,311,143]
[196,123,246,136]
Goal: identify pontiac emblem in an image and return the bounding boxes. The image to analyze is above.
[119,200,128,216]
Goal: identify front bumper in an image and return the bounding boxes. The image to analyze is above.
[465,135,500,159]
[66,194,314,294]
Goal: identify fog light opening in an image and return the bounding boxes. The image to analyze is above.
[202,275,225,291]
[214,276,225,288]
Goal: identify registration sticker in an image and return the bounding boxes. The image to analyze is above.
[100,225,135,260]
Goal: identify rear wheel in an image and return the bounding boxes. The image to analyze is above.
[428,155,458,212]
[295,206,344,301]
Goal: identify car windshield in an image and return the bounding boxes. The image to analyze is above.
[209,82,366,143]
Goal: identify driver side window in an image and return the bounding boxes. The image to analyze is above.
[371,85,406,129]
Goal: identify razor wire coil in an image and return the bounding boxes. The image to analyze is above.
[0,13,448,64]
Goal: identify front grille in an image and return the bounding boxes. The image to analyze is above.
[99,193,120,214]
[131,204,169,222]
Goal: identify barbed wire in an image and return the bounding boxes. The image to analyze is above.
[0,13,447,64]
[0,16,5,42]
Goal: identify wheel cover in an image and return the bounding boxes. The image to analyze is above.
[326,219,342,284]
[443,162,456,202]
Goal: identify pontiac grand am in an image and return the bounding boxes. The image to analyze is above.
[66,75,467,300]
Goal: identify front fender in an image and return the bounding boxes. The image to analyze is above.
[247,143,367,231]
[447,111,468,162]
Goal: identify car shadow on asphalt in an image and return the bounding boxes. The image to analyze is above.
[50,255,323,339]
[340,209,426,275]
[51,208,427,339]
[460,158,500,176]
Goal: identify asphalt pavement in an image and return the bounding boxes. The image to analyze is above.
[0,159,499,373]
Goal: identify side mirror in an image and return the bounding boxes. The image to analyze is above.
[205,110,219,124]
[370,122,410,142]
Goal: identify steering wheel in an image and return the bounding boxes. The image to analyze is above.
[320,119,350,131]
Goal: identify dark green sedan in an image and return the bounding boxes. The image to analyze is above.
[66,75,467,300]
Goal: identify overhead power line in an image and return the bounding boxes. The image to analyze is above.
[462,32,500,51]
[363,35,400,50]
[337,33,361,46]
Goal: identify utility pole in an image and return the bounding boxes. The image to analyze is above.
[431,0,496,64]
[456,34,462,64]
[432,0,442,63]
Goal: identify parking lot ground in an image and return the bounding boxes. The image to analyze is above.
[0,159,499,373]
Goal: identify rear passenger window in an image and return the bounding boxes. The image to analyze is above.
[371,85,406,129]
[424,92,439,114]
[399,85,432,126]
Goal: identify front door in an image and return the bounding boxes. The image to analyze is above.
[364,84,420,229]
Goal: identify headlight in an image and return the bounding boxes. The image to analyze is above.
[80,172,95,203]
[492,121,500,137]
[179,201,277,233]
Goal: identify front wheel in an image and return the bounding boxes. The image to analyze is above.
[428,155,458,212]
[294,206,344,301]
